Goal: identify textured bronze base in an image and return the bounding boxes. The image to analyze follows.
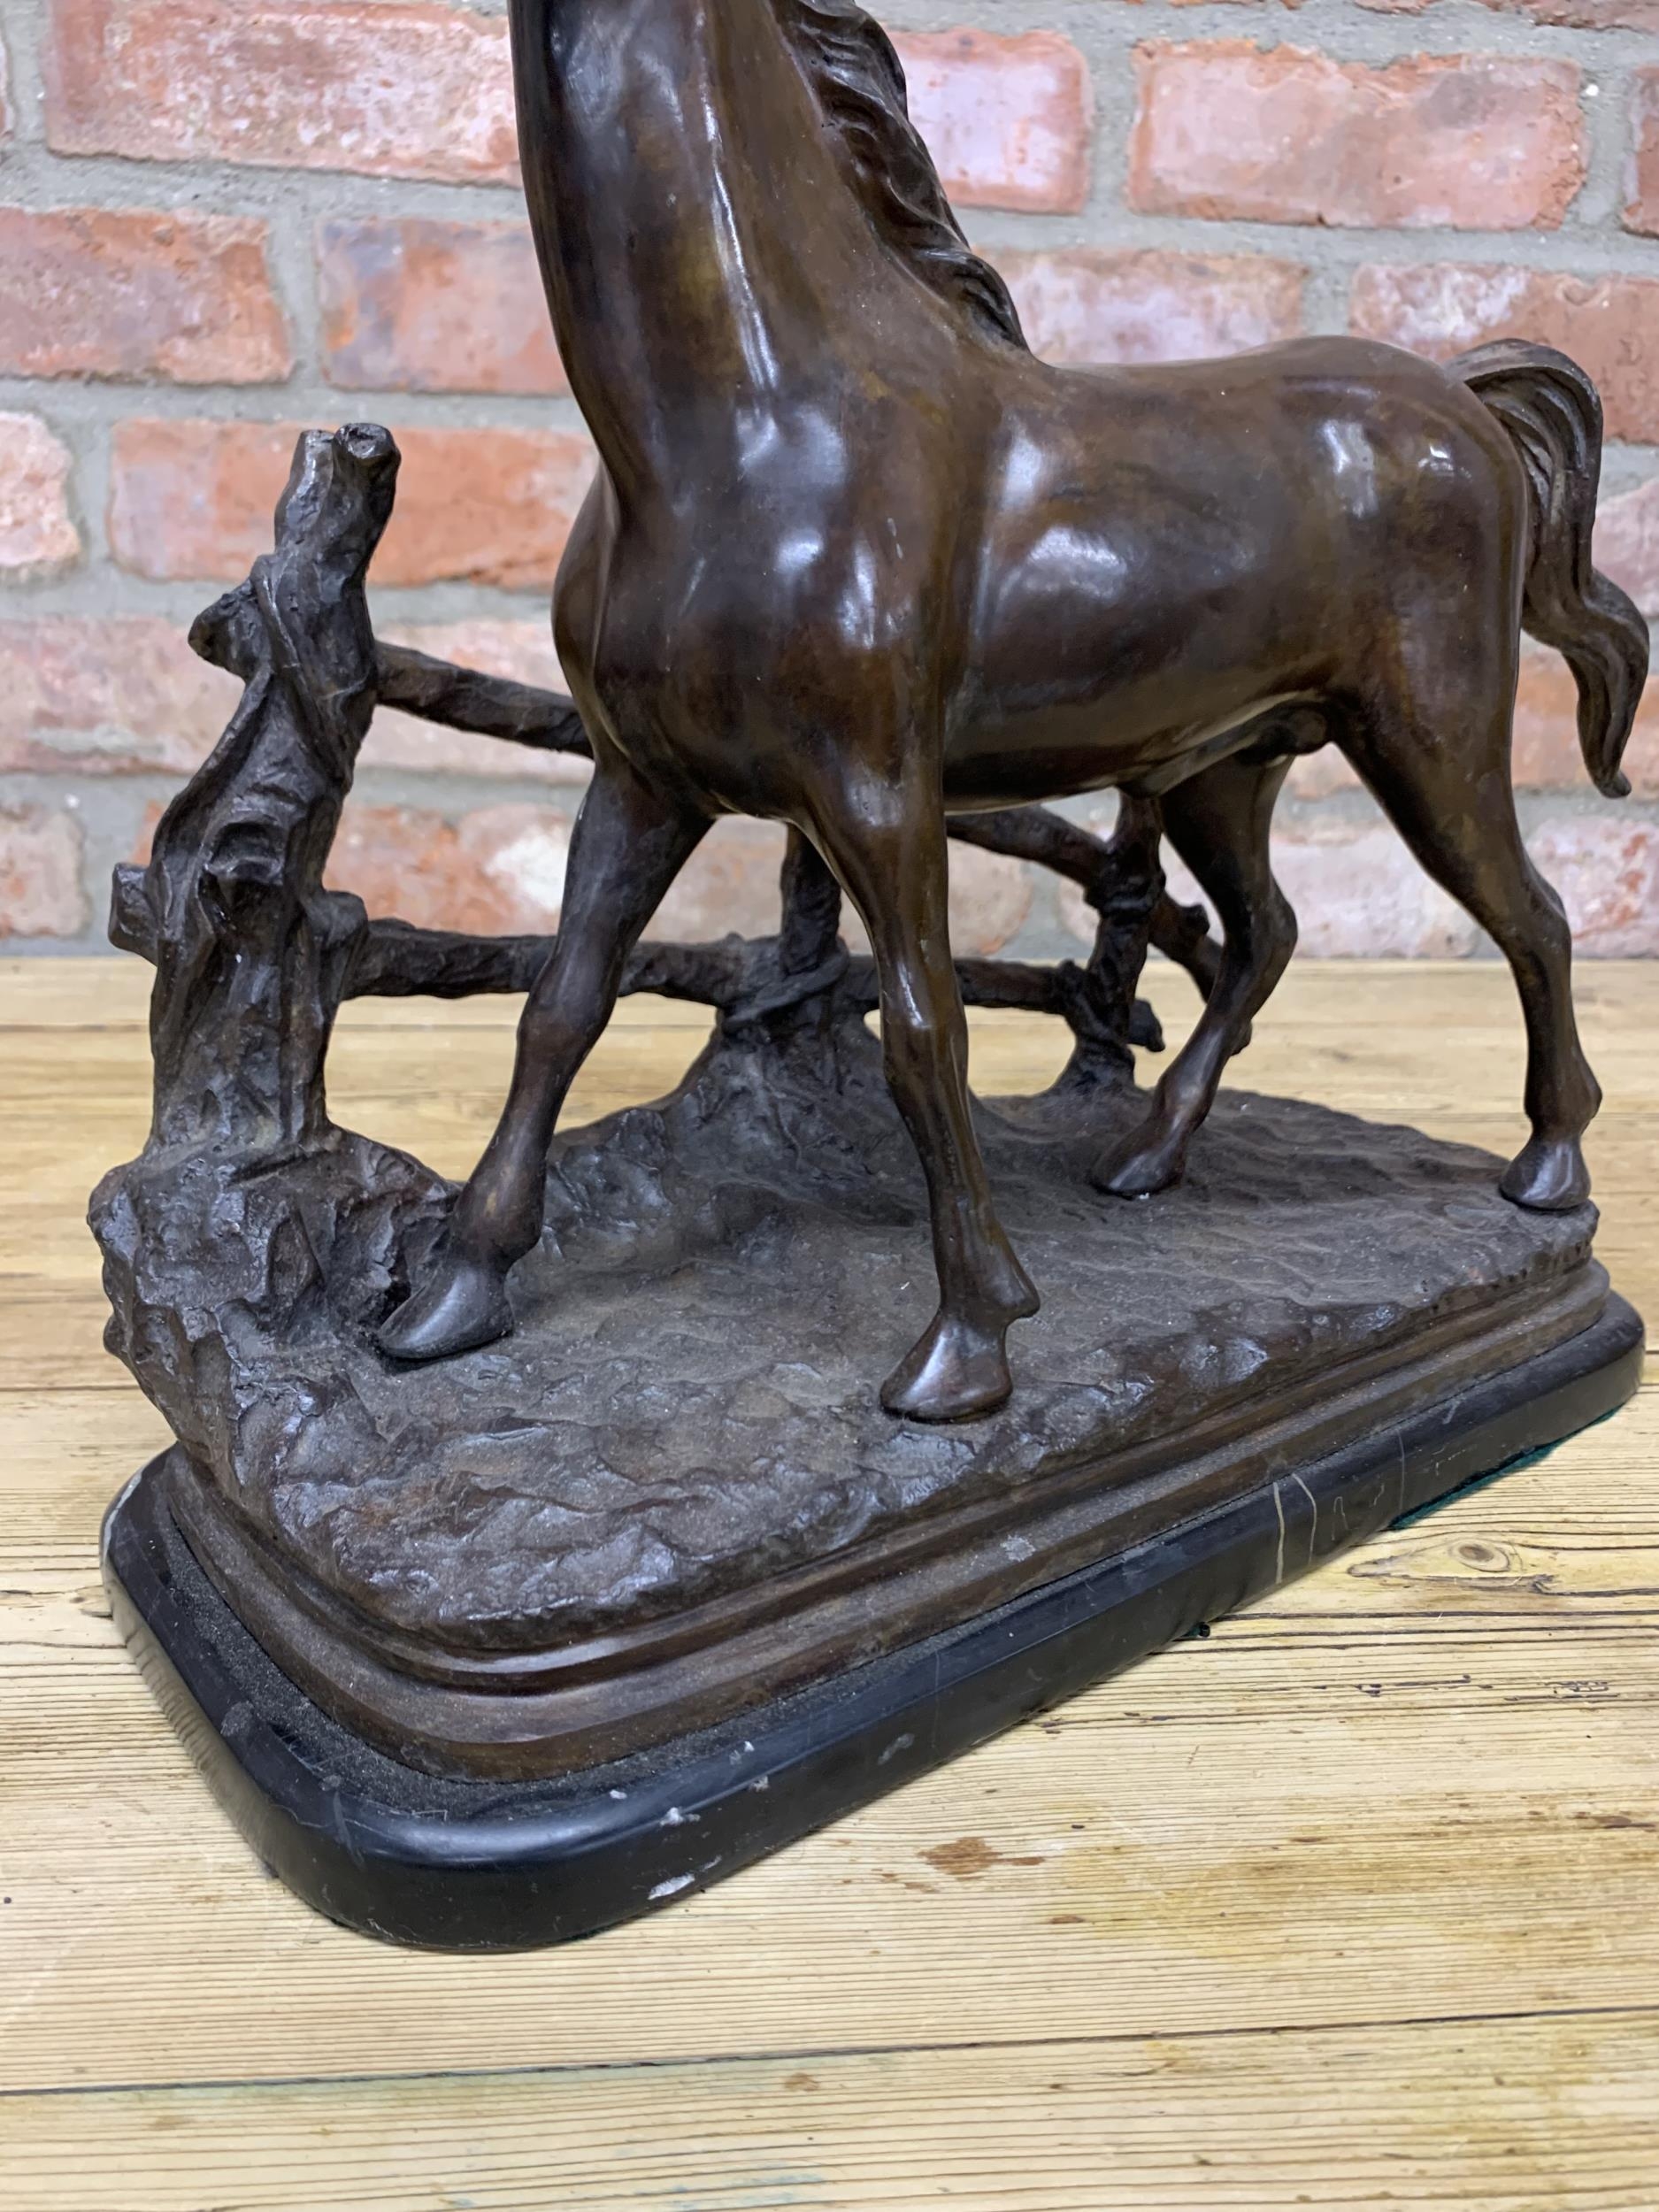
[96,1010,1619,1786]
[104,1289,1642,1950]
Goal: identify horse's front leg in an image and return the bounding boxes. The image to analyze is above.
[379,756,709,1362]
[811,785,1039,1422]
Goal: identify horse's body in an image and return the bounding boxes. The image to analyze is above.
[381,0,1648,1421]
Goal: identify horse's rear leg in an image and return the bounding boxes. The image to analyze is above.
[1344,691,1599,1210]
[379,757,709,1361]
[810,792,1038,1422]
[1095,753,1296,1199]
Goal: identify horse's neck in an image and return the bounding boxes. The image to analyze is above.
[513,0,902,495]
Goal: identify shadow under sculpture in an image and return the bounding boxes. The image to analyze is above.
[94,0,1647,1948]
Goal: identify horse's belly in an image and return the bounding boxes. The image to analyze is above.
[941,666,1302,810]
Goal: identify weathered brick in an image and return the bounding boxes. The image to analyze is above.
[893,30,1092,215]
[326,802,1037,951]
[370,623,587,782]
[642,819,788,944]
[1128,43,1585,230]
[0,805,88,939]
[1363,0,1659,31]
[996,249,1303,366]
[1594,480,1659,619]
[326,804,787,941]
[1238,806,1659,957]
[327,805,555,933]
[0,616,231,773]
[0,208,290,385]
[1280,641,1659,800]
[0,614,591,780]
[1062,808,1486,957]
[318,219,566,396]
[109,419,595,588]
[1068,772,1659,957]
[1231,818,1485,957]
[1350,265,1659,444]
[948,843,1033,956]
[1527,811,1659,955]
[1513,648,1659,796]
[1627,70,1659,240]
[0,28,12,143]
[838,840,1034,960]
[0,414,81,575]
[454,804,573,932]
[44,0,517,183]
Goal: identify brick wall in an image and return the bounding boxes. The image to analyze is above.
[0,0,1655,956]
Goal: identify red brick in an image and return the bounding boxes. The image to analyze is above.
[370,623,587,782]
[0,617,232,773]
[1216,817,1486,956]
[1627,70,1659,239]
[649,819,790,943]
[326,804,546,934]
[837,839,1033,960]
[1069,777,1659,958]
[454,804,572,932]
[0,805,88,939]
[1513,648,1659,796]
[1527,812,1659,955]
[0,208,290,385]
[1158,648,1659,804]
[1128,43,1585,230]
[43,0,516,184]
[946,843,1033,956]
[1069,807,1484,957]
[318,219,566,396]
[893,30,1092,215]
[1281,643,1659,799]
[108,419,595,588]
[996,249,1302,366]
[0,614,592,780]
[1351,265,1659,444]
[0,414,80,575]
[325,803,780,941]
[1594,480,1659,619]
[330,807,1039,953]
[1363,0,1659,30]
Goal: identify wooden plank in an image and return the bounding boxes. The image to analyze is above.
[4,950,1657,2200]
[3,1392,1656,2093]
[4,2011,1658,2211]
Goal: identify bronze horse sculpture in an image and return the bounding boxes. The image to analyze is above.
[380,0,1648,1424]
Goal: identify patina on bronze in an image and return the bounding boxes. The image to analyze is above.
[361,0,1647,1428]
[95,0,1646,1946]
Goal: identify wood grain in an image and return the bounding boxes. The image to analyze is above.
[5,2015,1659,2211]
[2,956,1655,2207]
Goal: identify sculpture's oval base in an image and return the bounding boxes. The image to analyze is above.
[103,1290,1642,1952]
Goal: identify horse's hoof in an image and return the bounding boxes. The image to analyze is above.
[1090,1124,1186,1200]
[881,1314,1015,1424]
[378,1251,515,1363]
[1500,1136,1591,1213]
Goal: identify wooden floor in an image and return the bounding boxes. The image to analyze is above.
[4,956,1658,2210]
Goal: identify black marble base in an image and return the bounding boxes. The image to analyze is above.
[103,1292,1642,1952]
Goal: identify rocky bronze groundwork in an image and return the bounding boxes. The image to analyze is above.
[97,0,1645,1947]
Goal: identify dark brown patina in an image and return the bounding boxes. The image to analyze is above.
[372,0,1647,1423]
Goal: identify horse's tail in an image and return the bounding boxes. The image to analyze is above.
[1455,339,1647,799]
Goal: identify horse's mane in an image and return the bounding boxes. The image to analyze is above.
[775,0,1029,351]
